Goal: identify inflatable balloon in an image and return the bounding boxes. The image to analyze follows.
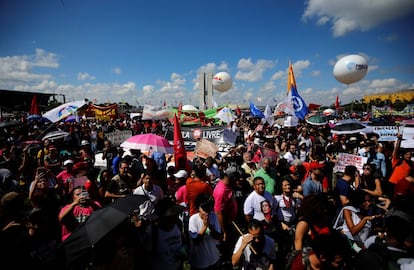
[212,72,232,92]
[333,54,368,84]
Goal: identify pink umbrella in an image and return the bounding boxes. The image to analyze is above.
[120,133,173,154]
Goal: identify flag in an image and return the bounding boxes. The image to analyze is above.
[43,100,86,123]
[275,89,295,116]
[264,104,274,126]
[236,105,241,117]
[29,94,40,115]
[249,100,265,119]
[335,95,339,109]
[173,113,187,170]
[287,62,308,120]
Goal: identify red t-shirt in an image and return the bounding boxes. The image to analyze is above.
[186,177,212,216]
[394,178,414,197]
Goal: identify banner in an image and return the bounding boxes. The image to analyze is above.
[88,104,118,120]
[370,125,399,141]
[333,153,368,174]
[142,104,174,120]
[401,126,414,148]
[166,126,239,146]
[105,130,133,147]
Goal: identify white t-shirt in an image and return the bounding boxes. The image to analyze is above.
[188,212,221,268]
[243,191,274,221]
[133,184,164,205]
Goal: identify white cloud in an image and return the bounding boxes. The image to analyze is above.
[33,48,59,68]
[77,72,95,81]
[312,70,321,76]
[302,0,414,37]
[271,70,284,81]
[0,50,56,85]
[112,67,122,75]
[235,58,274,82]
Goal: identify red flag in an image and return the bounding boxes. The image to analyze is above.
[335,95,339,109]
[30,94,40,115]
[236,105,241,117]
[173,113,187,170]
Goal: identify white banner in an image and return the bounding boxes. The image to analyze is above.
[334,153,368,174]
[142,104,173,120]
[105,130,133,147]
[371,125,399,141]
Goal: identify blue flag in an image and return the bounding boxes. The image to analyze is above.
[291,85,308,119]
[249,100,265,119]
[287,63,308,120]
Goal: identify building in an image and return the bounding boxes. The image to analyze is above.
[363,89,414,103]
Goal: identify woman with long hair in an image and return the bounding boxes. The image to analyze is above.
[359,163,383,198]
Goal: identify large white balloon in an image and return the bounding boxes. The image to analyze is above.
[333,54,368,84]
[212,72,232,92]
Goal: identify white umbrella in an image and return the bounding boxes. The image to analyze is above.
[42,130,70,141]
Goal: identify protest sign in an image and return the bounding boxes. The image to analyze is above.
[194,139,218,159]
[333,153,367,174]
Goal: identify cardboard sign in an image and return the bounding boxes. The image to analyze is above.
[194,138,218,159]
[333,153,368,174]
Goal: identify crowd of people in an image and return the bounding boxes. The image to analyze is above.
[0,112,413,270]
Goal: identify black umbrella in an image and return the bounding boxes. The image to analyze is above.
[0,119,22,128]
[331,119,368,135]
[58,195,148,265]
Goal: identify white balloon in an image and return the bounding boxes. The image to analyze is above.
[333,54,368,84]
[212,72,232,92]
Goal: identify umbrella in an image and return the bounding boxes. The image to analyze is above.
[215,106,235,124]
[0,119,22,128]
[323,108,335,116]
[42,130,70,141]
[306,115,328,126]
[59,195,148,265]
[27,114,51,123]
[120,133,173,153]
[331,119,367,135]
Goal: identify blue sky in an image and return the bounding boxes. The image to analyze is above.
[1,0,414,109]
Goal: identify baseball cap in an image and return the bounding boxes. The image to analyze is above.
[224,166,241,178]
[173,170,188,179]
[63,159,74,166]
[81,140,90,146]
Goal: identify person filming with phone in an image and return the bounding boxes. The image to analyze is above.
[58,186,101,241]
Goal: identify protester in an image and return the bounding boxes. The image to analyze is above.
[188,193,222,270]
[232,219,276,269]
[58,186,101,241]
[243,176,274,222]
